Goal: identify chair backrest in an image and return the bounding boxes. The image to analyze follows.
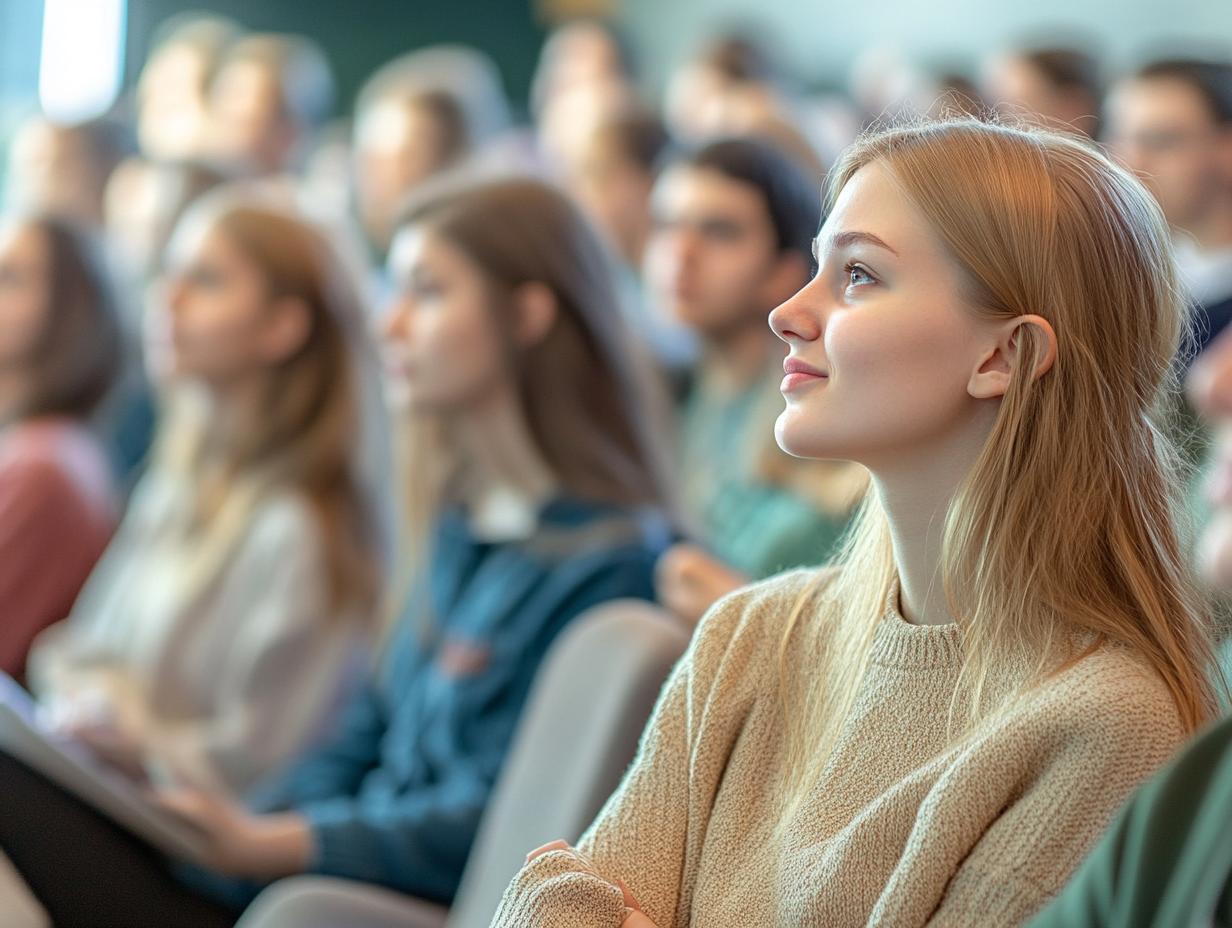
[446,600,690,928]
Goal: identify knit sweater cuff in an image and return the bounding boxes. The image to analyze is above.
[491,849,628,928]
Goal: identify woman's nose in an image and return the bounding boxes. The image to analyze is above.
[769,284,821,344]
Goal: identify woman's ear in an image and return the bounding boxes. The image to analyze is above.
[259,295,313,364]
[512,282,559,348]
[968,314,1057,400]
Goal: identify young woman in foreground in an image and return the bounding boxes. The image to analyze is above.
[494,117,1220,926]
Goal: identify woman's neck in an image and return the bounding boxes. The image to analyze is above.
[870,406,998,627]
[453,386,557,540]
[1186,196,1232,253]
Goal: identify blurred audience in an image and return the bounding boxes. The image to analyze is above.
[0,178,673,927]
[5,116,132,230]
[206,34,335,178]
[983,44,1102,138]
[25,196,384,796]
[0,217,122,680]
[1106,58,1232,356]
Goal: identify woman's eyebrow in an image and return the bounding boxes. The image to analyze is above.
[817,230,901,257]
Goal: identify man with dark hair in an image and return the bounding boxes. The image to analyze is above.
[646,136,863,623]
[1106,58,1232,355]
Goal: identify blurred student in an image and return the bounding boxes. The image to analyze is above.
[0,178,674,927]
[983,45,1102,138]
[133,13,241,161]
[494,116,1220,928]
[206,34,335,178]
[1106,58,1232,355]
[4,116,132,230]
[0,216,121,680]
[564,105,697,375]
[646,136,864,622]
[353,66,471,258]
[25,195,383,796]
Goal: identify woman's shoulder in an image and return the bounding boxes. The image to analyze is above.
[1015,641,1188,758]
[687,566,840,681]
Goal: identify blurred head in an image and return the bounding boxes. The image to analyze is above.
[984,47,1102,138]
[645,136,818,339]
[354,87,469,255]
[769,122,1216,819]
[565,105,671,266]
[665,33,777,142]
[531,19,634,118]
[1105,59,1232,234]
[381,178,670,511]
[136,14,240,159]
[104,159,229,282]
[207,34,334,175]
[154,197,379,612]
[0,216,122,423]
[6,117,131,228]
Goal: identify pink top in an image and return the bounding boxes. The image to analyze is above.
[0,419,116,680]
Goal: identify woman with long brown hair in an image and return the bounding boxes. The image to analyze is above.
[0,178,674,927]
[0,215,122,680]
[493,117,1221,927]
[24,193,383,797]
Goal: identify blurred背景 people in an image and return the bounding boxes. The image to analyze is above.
[0,216,121,680]
[206,34,335,177]
[983,44,1103,139]
[26,195,384,798]
[1106,58,1232,356]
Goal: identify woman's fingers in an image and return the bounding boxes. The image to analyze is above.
[525,838,571,864]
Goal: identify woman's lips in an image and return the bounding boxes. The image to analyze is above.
[781,357,828,392]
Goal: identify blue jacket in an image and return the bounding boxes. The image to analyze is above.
[228,497,669,905]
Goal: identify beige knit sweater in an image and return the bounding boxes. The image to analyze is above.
[492,569,1187,927]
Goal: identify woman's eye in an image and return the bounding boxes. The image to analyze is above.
[845,263,875,288]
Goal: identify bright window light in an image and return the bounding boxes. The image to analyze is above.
[38,0,126,123]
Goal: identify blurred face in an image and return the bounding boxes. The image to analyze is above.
[645,164,797,337]
[379,226,508,413]
[356,99,452,252]
[138,44,211,159]
[567,132,654,265]
[0,223,51,370]
[209,61,290,172]
[1106,77,1230,231]
[149,218,298,386]
[985,55,1096,137]
[6,121,106,227]
[769,162,998,469]
[1188,331,1232,588]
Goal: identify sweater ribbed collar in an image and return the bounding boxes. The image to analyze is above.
[868,578,964,669]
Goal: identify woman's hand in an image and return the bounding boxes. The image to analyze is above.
[46,690,147,780]
[525,841,660,928]
[655,544,748,625]
[154,788,312,878]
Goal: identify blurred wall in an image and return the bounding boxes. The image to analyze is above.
[124,0,547,116]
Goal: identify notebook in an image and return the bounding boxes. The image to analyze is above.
[0,673,209,863]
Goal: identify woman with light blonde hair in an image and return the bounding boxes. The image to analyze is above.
[23,193,384,797]
[492,116,1221,927]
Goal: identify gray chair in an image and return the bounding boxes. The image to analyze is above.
[236,600,690,928]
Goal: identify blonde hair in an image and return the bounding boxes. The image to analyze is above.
[152,199,382,620]
[776,117,1221,822]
